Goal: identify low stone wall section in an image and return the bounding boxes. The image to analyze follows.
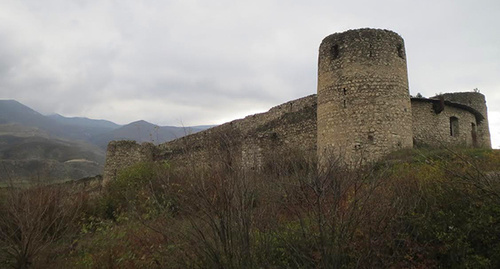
[103,141,158,185]
[439,92,491,148]
[103,95,318,182]
[412,99,478,148]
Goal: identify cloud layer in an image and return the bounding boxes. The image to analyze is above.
[0,0,499,147]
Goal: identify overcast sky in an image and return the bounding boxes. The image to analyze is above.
[0,0,499,148]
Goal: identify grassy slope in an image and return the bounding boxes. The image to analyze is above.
[0,134,105,184]
[1,148,499,268]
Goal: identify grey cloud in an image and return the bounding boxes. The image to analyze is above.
[0,0,499,146]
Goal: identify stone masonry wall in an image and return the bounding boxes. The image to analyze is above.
[412,99,478,148]
[241,98,317,170]
[439,92,491,148]
[103,93,489,183]
[103,29,492,184]
[103,95,317,182]
[103,141,158,185]
[317,29,413,165]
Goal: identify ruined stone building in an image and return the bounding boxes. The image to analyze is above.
[104,28,491,183]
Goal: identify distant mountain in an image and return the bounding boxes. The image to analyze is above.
[91,120,209,148]
[0,135,104,183]
[0,158,102,184]
[0,100,119,142]
[0,123,49,138]
[0,135,105,163]
[47,114,121,142]
[48,114,120,130]
[0,100,213,147]
[0,100,55,129]
[0,99,214,182]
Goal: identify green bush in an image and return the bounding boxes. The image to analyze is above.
[98,161,177,220]
[380,149,500,268]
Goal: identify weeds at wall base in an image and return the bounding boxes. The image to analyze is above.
[0,148,499,268]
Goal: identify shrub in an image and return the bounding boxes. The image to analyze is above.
[98,161,176,220]
[0,185,83,268]
[19,148,498,268]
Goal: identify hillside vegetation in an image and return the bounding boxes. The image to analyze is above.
[0,148,499,268]
[0,135,104,184]
[0,100,212,183]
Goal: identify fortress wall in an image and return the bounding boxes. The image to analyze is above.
[317,29,413,164]
[158,94,317,164]
[158,122,245,171]
[103,95,317,182]
[412,100,478,148]
[241,99,317,170]
[103,141,158,185]
[103,29,493,185]
[439,92,491,148]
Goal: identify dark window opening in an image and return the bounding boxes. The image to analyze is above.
[397,44,404,59]
[343,88,347,95]
[332,44,339,59]
[471,122,478,147]
[450,117,459,137]
[368,134,374,143]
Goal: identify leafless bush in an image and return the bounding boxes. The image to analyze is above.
[178,133,257,269]
[0,185,83,268]
[267,149,409,268]
[176,143,400,268]
[135,137,500,268]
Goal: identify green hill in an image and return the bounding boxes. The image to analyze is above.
[0,135,105,184]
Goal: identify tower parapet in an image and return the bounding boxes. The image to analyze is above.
[317,29,413,164]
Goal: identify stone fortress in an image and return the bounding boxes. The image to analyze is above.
[104,28,491,183]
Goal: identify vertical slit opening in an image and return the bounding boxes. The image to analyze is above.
[332,44,339,59]
[450,117,459,137]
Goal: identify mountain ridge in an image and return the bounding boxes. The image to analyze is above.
[0,99,214,146]
[0,99,214,182]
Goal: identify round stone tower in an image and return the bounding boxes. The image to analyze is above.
[317,29,413,165]
[440,92,491,148]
